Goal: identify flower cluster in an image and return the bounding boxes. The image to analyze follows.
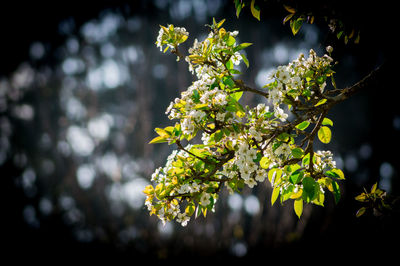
[156,24,189,57]
[145,19,345,225]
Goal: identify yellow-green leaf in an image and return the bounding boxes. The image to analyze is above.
[260,156,270,169]
[355,193,368,202]
[149,135,168,144]
[202,207,207,217]
[143,185,154,195]
[271,186,280,206]
[283,5,296,13]
[312,191,325,206]
[185,202,196,216]
[283,13,294,24]
[371,182,378,193]
[294,198,303,218]
[250,0,261,21]
[234,0,244,18]
[296,121,310,131]
[322,117,333,127]
[356,207,366,217]
[290,188,303,199]
[227,35,236,46]
[164,126,175,134]
[234,42,253,51]
[318,126,331,144]
[291,147,304,159]
[241,53,249,68]
[216,19,226,28]
[268,168,282,183]
[160,25,169,33]
[290,17,303,35]
[155,127,169,137]
[354,31,360,44]
[179,34,188,43]
[155,183,165,199]
[331,168,345,180]
[314,98,327,106]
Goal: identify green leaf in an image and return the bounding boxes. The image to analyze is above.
[231,91,243,101]
[316,76,326,85]
[227,35,236,46]
[312,191,325,206]
[277,132,290,142]
[291,147,304,159]
[302,153,310,166]
[285,163,300,174]
[318,126,332,144]
[234,42,253,52]
[223,76,235,88]
[322,117,333,126]
[271,186,280,206]
[289,169,304,184]
[234,0,243,18]
[325,168,345,180]
[192,89,200,102]
[331,75,337,89]
[294,198,303,218]
[250,0,261,21]
[302,176,316,202]
[229,69,242,75]
[332,181,341,204]
[296,121,310,131]
[356,207,366,217]
[281,185,294,202]
[226,59,233,70]
[241,53,249,68]
[290,17,303,35]
[214,130,224,142]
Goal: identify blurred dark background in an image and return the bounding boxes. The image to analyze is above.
[0,0,398,262]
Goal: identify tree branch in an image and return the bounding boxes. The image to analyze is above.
[329,63,384,105]
[233,79,269,98]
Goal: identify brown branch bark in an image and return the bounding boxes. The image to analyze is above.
[329,63,384,106]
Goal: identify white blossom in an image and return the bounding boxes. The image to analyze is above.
[214,92,228,106]
[275,143,291,157]
[200,192,211,206]
[255,169,267,182]
[176,213,190,226]
[245,178,257,188]
[274,106,288,122]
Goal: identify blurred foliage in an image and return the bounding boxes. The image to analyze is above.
[355,183,400,217]
[234,0,361,43]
